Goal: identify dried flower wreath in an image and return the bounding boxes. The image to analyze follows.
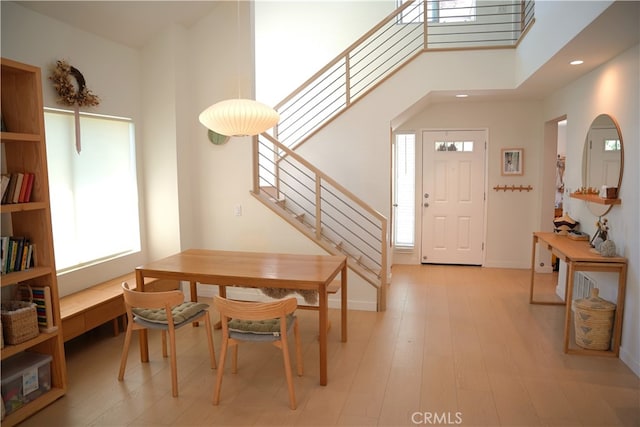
[49,60,100,153]
[49,60,100,107]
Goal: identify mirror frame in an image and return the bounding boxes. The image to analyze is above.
[581,113,624,216]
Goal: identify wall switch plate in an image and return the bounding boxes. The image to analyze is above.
[234,204,242,216]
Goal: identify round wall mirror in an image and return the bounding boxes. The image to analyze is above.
[581,114,624,216]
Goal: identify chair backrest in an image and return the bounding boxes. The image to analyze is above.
[121,281,184,310]
[213,296,297,322]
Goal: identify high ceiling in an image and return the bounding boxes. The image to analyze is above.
[12,0,640,104]
[14,1,221,49]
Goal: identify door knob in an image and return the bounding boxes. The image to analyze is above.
[424,202,429,207]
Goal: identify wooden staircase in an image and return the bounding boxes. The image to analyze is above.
[250,1,534,311]
[251,134,388,310]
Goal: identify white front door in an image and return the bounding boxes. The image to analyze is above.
[421,130,486,265]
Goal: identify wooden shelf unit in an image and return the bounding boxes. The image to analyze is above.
[569,192,621,205]
[1,57,67,426]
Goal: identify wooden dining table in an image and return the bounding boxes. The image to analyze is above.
[135,249,348,385]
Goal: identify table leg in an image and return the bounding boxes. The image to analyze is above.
[612,264,627,356]
[190,281,200,327]
[530,235,565,306]
[318,285,328,386]
[190,281,197,302]
[341,265,347,343]
[529,235,537,303]
[213,285,227,329]
[136,269,149,363]
[563,262,576,353]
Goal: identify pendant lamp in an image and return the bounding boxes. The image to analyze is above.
[199,98,279,137]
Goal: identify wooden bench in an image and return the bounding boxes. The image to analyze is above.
[59,273,174,342]
[296,279,342,310]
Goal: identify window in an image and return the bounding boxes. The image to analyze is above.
[435,140,474,151]
[393,133,416,248]
[44,109,141,271]
[398,0,476,24]
[604,139,621,151]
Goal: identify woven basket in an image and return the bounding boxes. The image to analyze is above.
[1,300,39,345]
[572,288,615,350]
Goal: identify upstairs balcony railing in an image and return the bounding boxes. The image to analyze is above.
[273,0,534,149]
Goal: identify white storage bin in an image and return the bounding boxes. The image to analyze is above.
[1,352,52,416]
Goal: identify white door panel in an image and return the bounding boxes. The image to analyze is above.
[421,130,486,265]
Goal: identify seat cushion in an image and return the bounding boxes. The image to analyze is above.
[228,314,295,335]
[133,301,210,324]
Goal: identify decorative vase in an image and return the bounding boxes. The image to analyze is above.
[593,237,604,251]
[599,239,616,257]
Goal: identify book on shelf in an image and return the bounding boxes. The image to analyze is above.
[8,236,19,272]
[0,236,34,274]
[0,174,10,202]
[0,172,34,204]
[11,172,24,204]
[3,173,18,204]
[18,172,34,203]
[11,236,26,272]
[0,236,8,273]
[23,172,35,202]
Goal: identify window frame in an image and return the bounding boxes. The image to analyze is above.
[44,107,143,275]
[392,132,416,249]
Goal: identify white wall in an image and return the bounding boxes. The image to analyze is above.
[183,1,378,310]
[0,1,146,296]
[543,44,639,376]
[255,0,395,107]
[514,0,613,86]
[396,101,543,267]
[139,25,184,262]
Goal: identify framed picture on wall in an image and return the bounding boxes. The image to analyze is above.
[501,148,524,176]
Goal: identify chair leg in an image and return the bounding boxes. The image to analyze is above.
[231,343,238,374]
[118,324,134,381]
[162,330,168,358]
[168,327,178,397]
[213,337,228,405]
[204,312,217,369]
[280,334,297,410]
[294,318,303,376]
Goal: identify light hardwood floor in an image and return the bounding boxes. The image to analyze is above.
[20,265,639,426]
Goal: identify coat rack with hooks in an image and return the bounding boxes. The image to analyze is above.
[493,185,533,192]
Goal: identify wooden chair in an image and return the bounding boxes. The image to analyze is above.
[213,296,303,409]
[118,282,216,397]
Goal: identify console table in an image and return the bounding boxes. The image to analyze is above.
[529,232,627,356]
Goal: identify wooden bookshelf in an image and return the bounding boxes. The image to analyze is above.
[1,57,67,426]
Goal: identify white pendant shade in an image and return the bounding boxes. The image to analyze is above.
[198,98,280,137]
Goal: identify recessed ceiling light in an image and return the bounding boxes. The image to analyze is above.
[455,94,468,98]
[570,60,584,65]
